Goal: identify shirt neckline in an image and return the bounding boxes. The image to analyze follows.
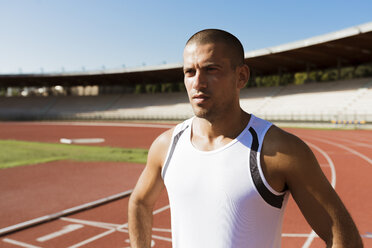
[187,114,254,155]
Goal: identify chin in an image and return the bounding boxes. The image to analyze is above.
[193,108,207,118]
[192,107,214,120]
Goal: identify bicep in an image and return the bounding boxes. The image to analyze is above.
[130,130,172,208]
[130,160,165,208]
[284,139,355,243]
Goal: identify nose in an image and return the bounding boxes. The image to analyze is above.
[193,70,207,91]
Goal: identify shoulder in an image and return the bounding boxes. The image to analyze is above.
[261,125,316,191]
[151,127,174,148]
[147,127,175,168]
[129,127,176,207]
[263,125,310,158]
[148,119,191,167]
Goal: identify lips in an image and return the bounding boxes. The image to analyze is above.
[192,93,210,104]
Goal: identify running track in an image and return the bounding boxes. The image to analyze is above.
[0,121,371,247]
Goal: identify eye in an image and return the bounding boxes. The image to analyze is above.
[184,68,195,76]
[206,66,218,73]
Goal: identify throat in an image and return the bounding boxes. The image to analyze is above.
[190,112,251,152]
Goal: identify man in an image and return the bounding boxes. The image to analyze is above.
[128,29,363,247]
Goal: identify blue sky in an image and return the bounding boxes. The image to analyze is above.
[1,0,372,74]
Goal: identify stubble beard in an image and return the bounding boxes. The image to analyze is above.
[191,101,215,121]
[192,100,234,123]
[193,107,211,120]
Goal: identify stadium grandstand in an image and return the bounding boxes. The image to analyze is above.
[0,22,372,126]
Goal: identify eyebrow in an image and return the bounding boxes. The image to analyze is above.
[204,63,223,68]
[183,66,194,72]
[183,62,223,70]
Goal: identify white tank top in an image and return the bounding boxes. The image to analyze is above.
[161,114,288,248]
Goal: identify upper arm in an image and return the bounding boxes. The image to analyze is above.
[129,128,174,209]
[280,134,337,241]
[262,127,362,246]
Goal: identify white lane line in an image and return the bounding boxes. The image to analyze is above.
[124,238,155,247]
[116,205,170,231]
[37,224,83,242]
[309,133,372,149]
[282,233,317,238]
[61,217,119,229]
[362,232,372,238]
[339,140,372,149]
[304,135,372,165]
[68,229,115,248]
[117,228,129,233]
[152,227,172,232]
[0,189,132,236]
[16,122,175,129]
[307,141,336,188]
[67,204,171,247]
[2,238,41,248]
[60,138,105,144]
[153,205,170,215]
[151,234,172,242]
[353,136,372,143]
[301,141,336,248]
[302,231,317,248]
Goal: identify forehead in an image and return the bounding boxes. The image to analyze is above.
[183,42,231,66]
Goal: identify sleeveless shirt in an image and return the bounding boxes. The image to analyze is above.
[161,114,289,248]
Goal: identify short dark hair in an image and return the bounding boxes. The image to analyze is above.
[186,29,245,68]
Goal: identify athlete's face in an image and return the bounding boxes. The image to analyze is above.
[183,42,247,120]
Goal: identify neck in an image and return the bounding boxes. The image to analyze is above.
[193,108,250,140]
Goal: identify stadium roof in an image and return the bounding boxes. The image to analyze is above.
[245,21,372,75]
[1,21,372,88]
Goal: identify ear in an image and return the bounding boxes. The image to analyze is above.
[236,64,250,89]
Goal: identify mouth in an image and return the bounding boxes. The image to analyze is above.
[192,93,210,104]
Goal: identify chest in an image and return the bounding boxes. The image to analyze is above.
[164,140,260,207]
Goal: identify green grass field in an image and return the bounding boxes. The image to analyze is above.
[0,140,148,169]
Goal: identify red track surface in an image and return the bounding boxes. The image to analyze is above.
[0,122,371,247]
